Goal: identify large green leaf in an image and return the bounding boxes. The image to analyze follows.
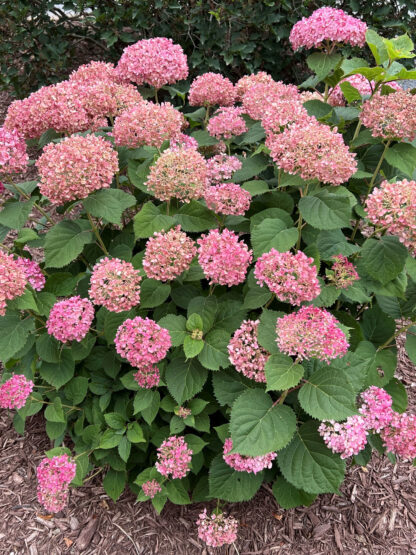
[232,154,269,182]
[187,296,217,333]
[306,52,342,79]
[251,218,297,258]
[272,476,317,509]
[39,351,75,389]
[158,314,187,346]
[140,279,171,308]
[405,326,416,364]
[0,198,36,229]
[0,314,35,363]
[198,329,230,370]
[256,310,283,354]
[103,469,126,501]
[355,341,397,387]
[208,454,263,502]
[361,237,408,285]
[44,220,93,268]
[175,200,217,232]
[299,190,352,230]
[265,354,304,391]
[133,202,175,238]
[212,370,255,406]
[83,189,136,225]
[317,230,360,260]
[165,357,208,404]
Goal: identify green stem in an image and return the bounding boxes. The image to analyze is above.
[203,105,211,128]
[12,184,55,225]
[166,200,170,216]
[264,294,275,309]
[368,140,391,192]
[351,120,362,143]
[296,214,303,250]
[86,211,109,255]
[154,88,159,104]
[323,82,329,102]
[377,322,415,351]
[209,283,216,296]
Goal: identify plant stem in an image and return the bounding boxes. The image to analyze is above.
[351,120,362,143]
[86,211,109,255]
[264,294,275,309]
[12,184,55,225]
[368,140,391,193]
[377,322,415,351]
[154,88,159,103]
[209,283,216,296]
[203,105,211,128]
[296,214,303,250]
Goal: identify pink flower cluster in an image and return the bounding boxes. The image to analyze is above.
[15,257,45,291]
[113,101,186,148]
[170,132,199,151]
[133,365,160,389]
[319,416,368,459]
[381,413,416,461]
[197,229,252,287]
[116,37,188,89]
[289,7,367,51]
[155,436,192,479]
[0,374,34,410]
[206,154,242,184]
[365,179,416,254]
[189,73,236,107]
[177,406,191,419]
[36,134,119,205]
[0,127,28,176]
[115,316,171,369]
[328,75,401,107]
[254,249,320,305]
[142,479,162,499]
[89,257,142,312]
[223,438,276,474]
[360,90,416,141]
[359,386,394,433]
[261,99,309,136]
[242,80,300,121]
[276,306,349,362]
[143,226,196,282]
[207,107,247,140]
[69,60,124,84]
[327,255,359,289]
[267,119,357,186]
[0,250,27,316]
[197,509,238,548]
[235,71,274,101]
[77,80,144,122]
[228,320,268,383]
[47,296,94,343]
[204,182,251,216]
[145,147,208,202]
[37,455,76,513]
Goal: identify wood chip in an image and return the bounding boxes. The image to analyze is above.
[76,515,99,551]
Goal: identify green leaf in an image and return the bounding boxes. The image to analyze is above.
[384,378,408,413]
[103,309,135,344]
[242,180,269,196]
[232,154,269,182]
[133,202,175,238]
[339,81,362,103]
[239,121,266,144]
[44,397,66,423]
[104,412,126,430]
[366,29,389,65]
[184,434,208,455]
[272,476,317,509]
[186,313,203,331]
[165,357,208,404]
[265,354,304,391]
[299,190,352,230]
[191,128,218,146]
[361,305,395,346]
[385,143,416,178]
[140,279,171,308]
[103,469,126,501]
[317,230,360,260]
[158,314,187,346]
[405,326,416,364]
[230,389,296,456]
[306,52,342,79]
[141,391,160,424]
[212,370,254,406]
[118,436,131,462]
[355,341,397,387]
[83,189,136,225]
[127,422,145,443]
[304,100,333,120]
[39,351,75,389]
[133,389,155,414]
[278,421,346,494]
[127,158,153,193]
[36,334,61,363]
[0,198,36,229]
[208,454,263,502]
[243,284,272,309]
[198,329,230,370]
[257,310,282,354]
[0,314,35,363]
[361,237,408,285]
[99,429,123,449]
[64,376,89,405]
[251,218,297,258]
[187,296,217,333]
[175,200,217,232]
[183,336,204,358]
[8,289,38,312]
[44,220,93,268]
[298,368,357,421]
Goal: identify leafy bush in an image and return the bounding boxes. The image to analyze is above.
[1,8,416,546]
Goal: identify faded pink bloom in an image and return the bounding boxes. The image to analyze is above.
[381,413,416,460]
[197,229,252,287]
[77,81,144,123]
[242,80,300,121]
[327,255,359,289]
[0,127,29,175]
[170,133,199,151]
[115,316,171,369]
[207,107,247,140]
[289,7,367,51]
[0,374,34,410]
[204,182,251,216]
[300,91,324,103]
[89,257,142,312]
[142,479,162,499]
[133,365,160,389]
[15,257,45,291]
[69,61,125,84]
[223,438,276,473]
[276,306,349,363]
[206,154,242,184]
[37,455,76,513]
[197,509,238,548]
[359,386,394,433]
[177,406,191,419]
[262,99,310,135]
[235,72,274,101]
[155,436,192,479]
[116,37,188,89]
[319,416,368,459]
[189,73,236,107]
[143,226,196,282]
[47,296,94,343]
[0,250,27,316]
[228,320,268,383]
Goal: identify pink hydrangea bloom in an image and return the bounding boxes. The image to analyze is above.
[133,365,160,389]
[189,73,236,107]
[204,182,251,216]
[0,127,29,176]
[223,438,276,474]
[228,320,268,383]
[242,80,300,121]
[177,406,191,419]
[155,436,192,479]
[327,255,359,290]
[262,99,310,136]
[47,296,94,343]
[197,509,238,548]
[197,228,252,287]
[267,120,357,186]
[360,90,416,141]
[116,37,188,89]
[235,72,274,101]
[207,107,247,140]
[89,257,142,312]
[15,257,45,292]
[0,374,34,410]
[113,100,186,148]
[254,249,320,305]
[206,154,242,184]
[115,316,171,368]
[276,306,349,363]
[143,226,196,282]
[145,147,208,202]
[0,250,27,316]
[36,134,118,205]
[328,75,402,107]
[142,479,162,499]
[37,455,76,513]
[359,386,394,433]
[69,61,124,84]
[319,415,368,459]
[300,91,324,103]
[366,179,416,255]
[289,7,367,51]
[381,413,416,460]
[170,133,199,151]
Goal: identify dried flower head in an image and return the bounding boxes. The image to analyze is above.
[197,509,238,548]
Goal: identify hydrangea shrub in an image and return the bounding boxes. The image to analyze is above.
[1,8,416,547]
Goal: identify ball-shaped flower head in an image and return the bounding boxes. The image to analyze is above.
[145,147,208,203]
[254,249,320,305]
[266,119,357,186]
[0,374,34,410]
[207,107,247,140]
[89,257,142,313]
[133,364,160,389]
[228,320,268,383]
[359,386,394,433]
[204,183,251,216]
[198,228,252,287]
[276,306,349,363]
[0,127,29,176]
[206,154,242,184]
[318,415,368,459]
[143,226,197,282]
[170,132,199,151]
[36,134,119,205]
[327,255,359,289]
[360,90,416,142]
[155,435,192,479]
[235,71,274,101]
[15,257,45,291]
[188,73,236,107]
[223,438,277,474]
[142,480,162,499]
[114,316,171,368]
[0,250,27,316]
[242,80,300,121]
[197,509,238,548]
[381,412,416,461]
[328,75,402,107]
[113,100,186,149]
[46,296,94,343]
[37,454,76,513]
[116,37,188,89]
[289,7,367,51]
[69,61,126,84]
[365,179,416,254]
[261,99,310,136]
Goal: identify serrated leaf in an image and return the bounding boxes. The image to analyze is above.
[272,476,317,509]
[242,180,269,196]
[251,218,297,258]
[187,296,217,333]
[64,376,89,405]
[44,220,93,268]
[165,357,208,404]
[265,354,304,391]
[257,310,283,354]
[133,202,175,238]
[104,412,126,430]
[299,191,352,230]
[36,333,61,363]
[317,230,360,259]
[361,237,408,285]
[0,314,35,363]
[158,314,187,346]
[212,370,254,406]
[103,469,126,501]
[39,351,75,389]
[198,329,230,370]
[183,335,204,358]
[140,279,171,308]
[0,198,36,229]
[243,284,272,309]
[83,189,136,225]
[175,200,217,232]
[232,154,269,182]
[165,480,191,504]
[306,52,342,79]
[405,326,416,364]
[208,454,263,502]
[118,436,131,462]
